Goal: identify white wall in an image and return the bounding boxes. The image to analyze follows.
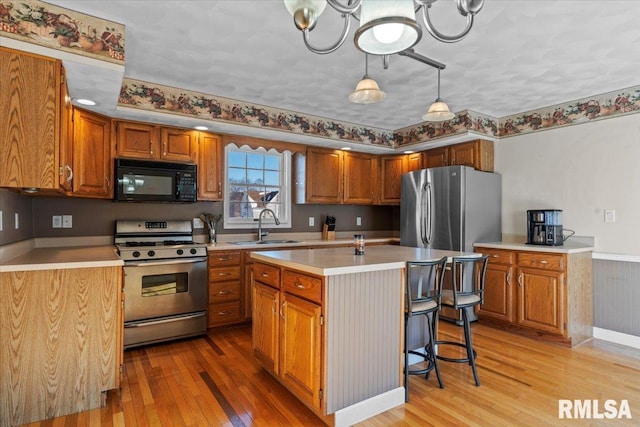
[494,113,640,255]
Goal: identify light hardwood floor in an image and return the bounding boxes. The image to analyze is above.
[22,322,640,426]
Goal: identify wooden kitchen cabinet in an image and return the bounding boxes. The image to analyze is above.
[0,47,72,192]
[70,108,113,198]
[207,250,243,327]
[305,147,376,204]
[160,127,198,162]
[115,120,198,162]
[197,132,223,200]
[378,153,423,205]
[423,139,494,172]
[252,262,324,411]
[475,245,592,346]
[0,266,122,425]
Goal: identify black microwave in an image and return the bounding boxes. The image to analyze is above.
[114,159,197,203]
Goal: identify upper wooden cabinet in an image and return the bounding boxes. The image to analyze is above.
[423,139,494,172]
[378,153,423,205]
[71,108,113,198]
[114,120,197,162]
[0,47,71,191]
[160,127,197,162]
[197,133,223,201]
[304,147,376,204]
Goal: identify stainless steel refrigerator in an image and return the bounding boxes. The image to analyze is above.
[400,165,501,323]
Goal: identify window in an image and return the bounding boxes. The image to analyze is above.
[223,143,291,229]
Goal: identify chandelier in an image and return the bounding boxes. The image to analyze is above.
[283,0,485,56]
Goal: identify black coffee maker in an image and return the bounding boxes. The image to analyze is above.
[527,209,563,246]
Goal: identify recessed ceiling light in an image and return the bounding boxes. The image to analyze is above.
[75,98,96,106]
[195,126,208,131]
[341,147,352,151]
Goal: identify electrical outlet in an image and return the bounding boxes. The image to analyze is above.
[604,209,616,223]
[356,217,362,226]
[308,217,315,227]
[52,215,62,228]
[193,217,204,229]
[14,213,19,229]
[62,215,72,228]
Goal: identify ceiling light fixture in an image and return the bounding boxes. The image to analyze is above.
[422,67,455,122]
[348,54,386,104]
[75,98,96,106]
[283,0,484,55]
[195,126,208,131]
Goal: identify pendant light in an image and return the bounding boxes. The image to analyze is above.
[349,54,386,104]
[422,68,455,122]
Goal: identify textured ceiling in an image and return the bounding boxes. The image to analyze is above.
[47,0,640,134]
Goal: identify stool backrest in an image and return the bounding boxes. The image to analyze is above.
[450,255,489,308]
[406,257,448,313]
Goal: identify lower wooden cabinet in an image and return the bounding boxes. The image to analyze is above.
[0,266,122,425]
[252,263,323,411]
[475,246,592,346]
[207,250,243,327]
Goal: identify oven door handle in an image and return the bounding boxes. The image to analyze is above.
[125,258,206,267]
[125,311,206,328]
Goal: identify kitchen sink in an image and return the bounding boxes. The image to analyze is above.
[230,240,302,245]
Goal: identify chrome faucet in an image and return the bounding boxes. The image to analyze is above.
[257,208,280,242]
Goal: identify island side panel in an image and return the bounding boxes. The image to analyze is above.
[324,268,404,414]
[567,251,593,345]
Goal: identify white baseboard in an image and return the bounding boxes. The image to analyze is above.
[333,387,404,427]
[593,327,640,350]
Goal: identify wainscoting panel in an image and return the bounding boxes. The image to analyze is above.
[593,259,640,337]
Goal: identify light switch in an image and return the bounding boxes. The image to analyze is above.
[193,217,204,229]
[604,209,616,223]
[62,215,73,228]
[356,217,362,226]
[308,217,315,227]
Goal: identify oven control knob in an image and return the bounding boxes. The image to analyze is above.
[148,250,156,257]
[132,251,140,258]
[190,248,197,255]
[177,249,184,255]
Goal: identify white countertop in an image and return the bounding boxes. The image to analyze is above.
[206,237,399,251]
[251,245,478,276]
[474,241,594,254]
[0,245,123,272]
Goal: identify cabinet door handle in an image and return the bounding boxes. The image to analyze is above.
[105,176,110,189]
[217,290,232,295]
[261,273,269,278]
[538,260,548,264]
[218,257,231,261]
[218,272,231,276]
[506,272,512,286]
[492,254,499,258]
[218,310,232,316]
[518,273,523,287]
[280,301,286,319]
[63,165,73,182]
[149,141,153,155]
[293,280,306,289]
[272,298,277,315]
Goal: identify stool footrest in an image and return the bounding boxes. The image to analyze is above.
[406,348,436,375]
[435,340,477,364]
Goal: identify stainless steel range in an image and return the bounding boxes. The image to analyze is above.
[115,220,208,349]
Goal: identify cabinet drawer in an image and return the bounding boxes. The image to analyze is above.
[208,302,242,327]
[517,252,565,271]
[478,248,514,265]
[283,270,322,304]
[208,266,241,283]
[209,282,240,303]
[208,251,241,266]
[253,263,280,289]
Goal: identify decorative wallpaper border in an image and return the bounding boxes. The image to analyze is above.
[0,0,125,64]
[118,78,395,148]
[3,1,640,149]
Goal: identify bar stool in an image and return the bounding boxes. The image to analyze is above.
[437,255,489,386]
[404,257,448,401]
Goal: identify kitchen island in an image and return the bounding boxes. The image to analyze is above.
[250,245,476,426]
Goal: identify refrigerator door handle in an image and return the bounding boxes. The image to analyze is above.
[423,182,432,246]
